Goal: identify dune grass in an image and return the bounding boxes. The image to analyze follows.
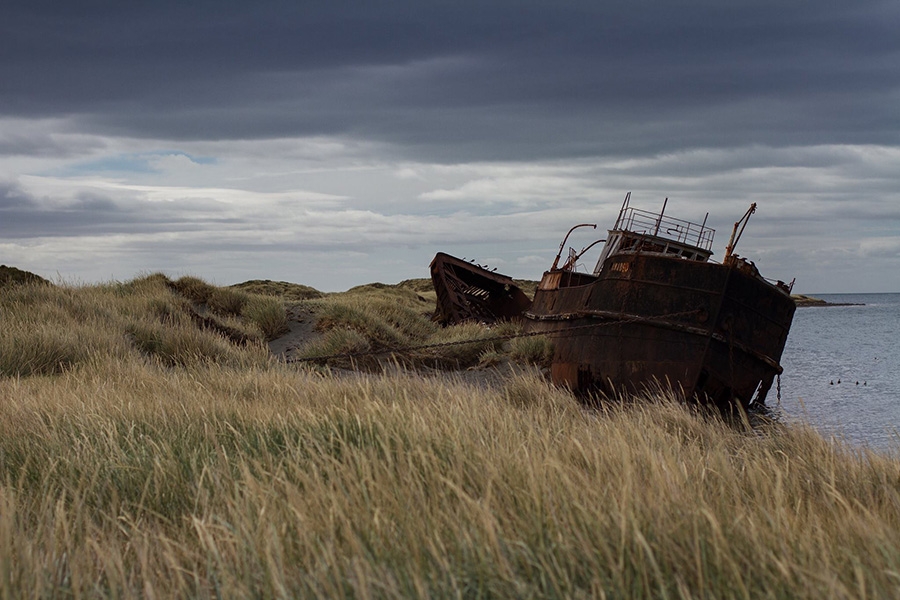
[230,279,325,301]
[293,283,532,369]
[508,334,555,367]
[2,275,900,598]
[0,264,50,287]
[0,274,281,377]
[3,365,900,598]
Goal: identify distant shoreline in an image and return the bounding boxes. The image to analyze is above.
[792,294,865,307]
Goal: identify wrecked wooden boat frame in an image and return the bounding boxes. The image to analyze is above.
[429,252,532,326]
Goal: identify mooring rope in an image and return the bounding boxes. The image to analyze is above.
[284,309,702,364]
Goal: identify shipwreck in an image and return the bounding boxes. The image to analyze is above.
[431,193,796,410]
[429,252,531,326]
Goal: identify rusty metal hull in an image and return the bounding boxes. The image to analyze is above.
[525,252,795,409]
[430,252,532,325]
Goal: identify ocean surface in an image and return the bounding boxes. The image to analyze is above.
[776,293,900,450]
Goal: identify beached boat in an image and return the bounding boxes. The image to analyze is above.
[429,252,532,325]
[524,193,796,409]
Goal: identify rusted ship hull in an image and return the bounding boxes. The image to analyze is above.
[430,195,795,410]
[526,252,795,408]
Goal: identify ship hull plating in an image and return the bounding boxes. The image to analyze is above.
[526,252,795,409]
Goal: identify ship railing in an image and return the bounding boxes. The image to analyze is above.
[615,207,714,251]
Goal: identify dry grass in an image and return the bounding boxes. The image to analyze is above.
[0,264,50,287]
[295,285,438,367]
[0,274,280,376]
[508,334,555,367]
[2,275,900,598]
[294,284,525,369]
[230,279,324,301]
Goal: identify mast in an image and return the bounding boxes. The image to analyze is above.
[653,197,668,237]
[724,203,757,260]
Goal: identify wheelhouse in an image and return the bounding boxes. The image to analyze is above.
[593,194,714,274]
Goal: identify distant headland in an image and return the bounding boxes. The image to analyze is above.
[792,294,865,307]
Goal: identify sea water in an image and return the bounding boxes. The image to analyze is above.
[776,293,900,450]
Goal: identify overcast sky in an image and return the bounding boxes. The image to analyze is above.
[2,1,898,292]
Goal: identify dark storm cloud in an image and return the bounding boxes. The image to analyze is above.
[2,1,898,161]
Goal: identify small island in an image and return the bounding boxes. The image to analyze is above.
[792,294,864,307]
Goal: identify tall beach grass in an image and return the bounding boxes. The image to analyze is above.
[1,275,900,598]
[295,284,530,369]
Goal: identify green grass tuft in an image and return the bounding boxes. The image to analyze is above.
[508,334,555,367]
[241,295,289,340]
[295,328,372,366]
[207,287,250,317]
[171,275,216,303]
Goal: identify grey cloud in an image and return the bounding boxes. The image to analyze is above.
[0,131,103,158]
[69,192,121,211]
[1,181,35,208]
[2,1,899,293]
[2,1,897,161]
[0,181,239,238]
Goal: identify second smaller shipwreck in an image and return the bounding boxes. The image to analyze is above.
[429,252,531,326]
